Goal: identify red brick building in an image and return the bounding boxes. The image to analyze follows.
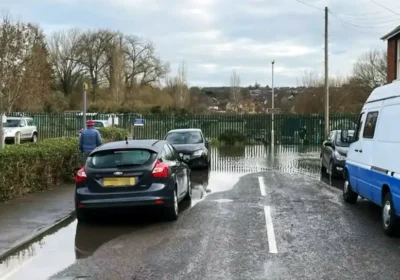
[381,26,400,83]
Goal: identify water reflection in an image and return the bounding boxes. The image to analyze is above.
[209,145,321,178]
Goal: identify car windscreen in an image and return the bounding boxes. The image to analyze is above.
[336,130,354,147]
[165,131,203,144]
[3,119,20,127]
[87,149,156,168]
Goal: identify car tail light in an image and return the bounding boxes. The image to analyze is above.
[75,167,87,183]
[152,160,169,178]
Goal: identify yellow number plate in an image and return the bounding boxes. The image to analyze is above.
[103,177,135,187]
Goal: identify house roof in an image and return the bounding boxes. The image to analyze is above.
[381,25,400,40]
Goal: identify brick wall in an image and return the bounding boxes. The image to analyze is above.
[387,34,400,83]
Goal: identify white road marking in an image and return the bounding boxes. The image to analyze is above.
[263,206,278,254]
[258,176,266,196]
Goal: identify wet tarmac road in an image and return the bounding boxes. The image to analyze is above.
[2,145,399,279]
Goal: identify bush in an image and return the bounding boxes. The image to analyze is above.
[98,127,130,142]
[0,127,131,202]
[218,130,245,146]
[0,138,80,201]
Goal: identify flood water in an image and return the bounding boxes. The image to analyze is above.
[0,145,341,280]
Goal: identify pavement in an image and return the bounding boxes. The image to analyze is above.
[2,145,400,279]
[0,184,74,259]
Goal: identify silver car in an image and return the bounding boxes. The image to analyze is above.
[2,117,38,143]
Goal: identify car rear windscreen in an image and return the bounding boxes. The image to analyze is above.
[87,149,156,168]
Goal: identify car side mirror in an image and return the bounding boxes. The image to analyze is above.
[179,153,184,160]
[20,123,25,127]
[205,139,210,145]
[324,141,333,147]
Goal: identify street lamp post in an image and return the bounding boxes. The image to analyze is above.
[271,60,275,146]
[0,89,3,150]
[83,83,88,129]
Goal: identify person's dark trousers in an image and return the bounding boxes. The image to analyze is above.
[81,151,91,165]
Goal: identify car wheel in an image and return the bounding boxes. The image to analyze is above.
[343,178,358,204]
[165,189,179,221]
[31,133,38,143]
[76,208,89,223]
[320,156,326,173]
[382,192,397,236]
[14,132,21,144]
[184,180,192,201]
[329,160,336,177]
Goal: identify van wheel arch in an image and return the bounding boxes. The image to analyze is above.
[382,184,391,205]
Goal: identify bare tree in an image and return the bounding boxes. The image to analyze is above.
[0,15,51,112]
[76,29,116,100]
[230,69,241,105]
[107,33,125,102]
[353,49,387,90]
[48,29,83,95]
[166,61,189,108]
[123,36,169,92]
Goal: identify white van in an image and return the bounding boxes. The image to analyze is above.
[343,81,400,236]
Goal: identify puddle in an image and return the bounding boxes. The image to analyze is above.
[0,144,326,279]
[0,220,77,280]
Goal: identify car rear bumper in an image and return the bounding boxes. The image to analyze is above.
[75,183,175,209]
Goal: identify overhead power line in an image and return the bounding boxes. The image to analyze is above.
[294,0,324,11]
[368,0,400,17]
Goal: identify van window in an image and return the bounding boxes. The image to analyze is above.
[354,113,364,142]
[363,111,379,139]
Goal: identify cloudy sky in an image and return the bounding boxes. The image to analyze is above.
[1,0,399,86]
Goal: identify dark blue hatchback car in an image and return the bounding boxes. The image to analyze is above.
[74,139,191,223]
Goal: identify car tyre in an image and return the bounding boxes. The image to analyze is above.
[343,177,358,204]
[76,208,89,223]
[31,133,38,143]
[320,156,326,173]
[14,132,21,144]
[382,192,397,237]
[329,160,336,178]
[164,189,179,221]
[184,180,192,201]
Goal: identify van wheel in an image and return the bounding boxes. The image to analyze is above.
[382,192,397,236]
[343,179,358,204]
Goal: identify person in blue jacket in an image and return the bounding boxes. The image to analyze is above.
[79,120,102,164]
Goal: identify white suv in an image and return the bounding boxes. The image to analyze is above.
[2,117,38,143]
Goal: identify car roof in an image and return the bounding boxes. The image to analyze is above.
[94,139,165,153]
[166,128,202,133]
[6,117,32,120]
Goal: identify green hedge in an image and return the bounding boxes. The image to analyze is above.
[0,127,130,202]
[98,127,130,142]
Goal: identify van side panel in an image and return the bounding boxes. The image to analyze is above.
[371,100,400,212]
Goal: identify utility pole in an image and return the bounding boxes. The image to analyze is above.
[324,6,330,138]
[271,60,275,147]
[83,83,88,129]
